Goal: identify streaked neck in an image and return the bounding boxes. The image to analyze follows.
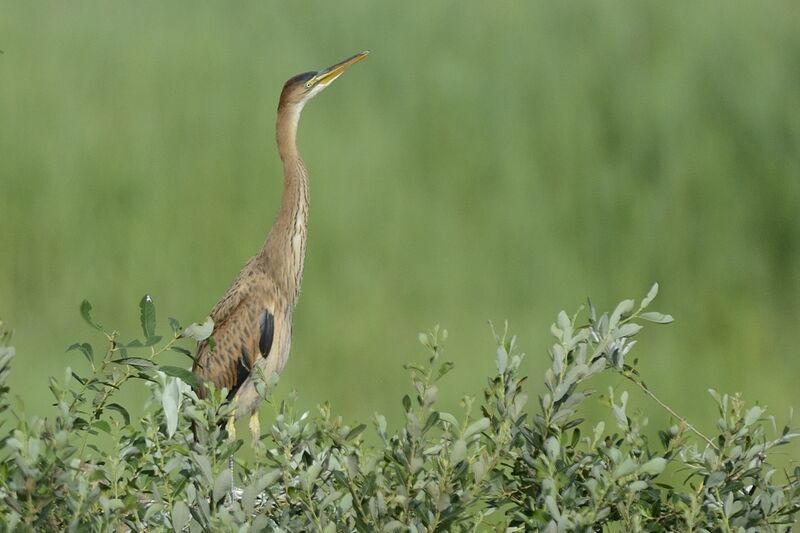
[260,102,310,302]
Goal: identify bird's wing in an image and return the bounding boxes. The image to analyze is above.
[192,271,280,400]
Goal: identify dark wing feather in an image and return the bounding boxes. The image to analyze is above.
[226,347,252,401]
[259,310,275,357]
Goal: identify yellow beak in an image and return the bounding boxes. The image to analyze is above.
[313,51,370,87]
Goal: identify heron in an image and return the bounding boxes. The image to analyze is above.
[192,51,369,443]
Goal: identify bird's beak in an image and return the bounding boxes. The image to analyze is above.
[312,51,369,87]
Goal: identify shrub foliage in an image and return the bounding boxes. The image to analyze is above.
[0,286,797,531]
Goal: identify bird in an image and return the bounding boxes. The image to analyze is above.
[191,51,369,443]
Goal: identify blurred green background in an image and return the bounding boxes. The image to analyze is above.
[1,2,799,443]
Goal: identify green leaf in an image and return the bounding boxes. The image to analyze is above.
[92,419,111,434]
[463,417,490,439]
[639,457,667,476]
[609,299,634,329]
[450,439,467,463]
[66,343,94,364]
[744,406,764,426]
[402,394,412,412]
[212,469,232,505]
[79,300,104,331]
[183,317,214,342]
[612,457,638,479]
[170,346,195,359]
[106,403,131,425]
[171,500,190,532]
[162,377,183,437]
[496,345,508,374]
[112,357,155,369]
[436,361,455,381]
[639,312,674,324]
[422,412,440,434]
[438,412,458,427]
[641,283,659,309]
[345,424,367,441]
[545,437,560,460]
[160,366,200,388]
[615,323,643,338]
[139,294,156,340]
[168,317,182,335]
[705,471,726,488]
[303,461,322,491]
[629,480,648,492]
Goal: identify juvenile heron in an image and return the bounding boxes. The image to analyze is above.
[192,51,369,442]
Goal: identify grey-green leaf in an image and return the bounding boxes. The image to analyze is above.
[450,439,467,463]
[609,299,634,329]
[139,294,156,340]
[212,469,232,504]
[612,457,638,479]
[615,323,643,338]
[639,457,667,476]
[463,417,490,439]
[639,312,674,324]
[183,317,214,342]
[641,282,659,309]
[162,377,182,438]
[171,501,190,532]
[744,406,764,426]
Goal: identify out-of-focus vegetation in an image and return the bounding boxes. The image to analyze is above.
[1,2,799,436]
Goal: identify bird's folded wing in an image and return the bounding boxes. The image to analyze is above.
[192,272,279,399]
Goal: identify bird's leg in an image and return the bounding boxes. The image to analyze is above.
[226,414,237,442]
[226,415,236,503]
[249,411,261,445]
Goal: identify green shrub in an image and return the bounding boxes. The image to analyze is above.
[0,285,797,531]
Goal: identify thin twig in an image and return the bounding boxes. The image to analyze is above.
[623,372,719,452]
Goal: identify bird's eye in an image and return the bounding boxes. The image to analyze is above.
[305,80,314,88]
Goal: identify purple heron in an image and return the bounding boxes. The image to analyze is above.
[192,51,369,442]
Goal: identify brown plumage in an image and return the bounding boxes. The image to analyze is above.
[192,51,369,438]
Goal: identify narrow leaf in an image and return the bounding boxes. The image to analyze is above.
[66,343,94,364]
[160,366,200,388]
[345,424,367,441]
[139,294,156,339]
[162,377,182,437]
[639,312,674,324]
[106,403,131,425]
[79,300,104,331]
[112,357,155,369]
[641,283,659,309]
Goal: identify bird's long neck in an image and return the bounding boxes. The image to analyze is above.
[259,102,309,304]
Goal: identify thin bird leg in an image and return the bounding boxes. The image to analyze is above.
[249,411,261,444]
[226,415,236,503]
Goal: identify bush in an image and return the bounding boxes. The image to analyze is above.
[0,285,797,531]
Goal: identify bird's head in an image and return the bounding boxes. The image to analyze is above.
[279,51,369,109]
